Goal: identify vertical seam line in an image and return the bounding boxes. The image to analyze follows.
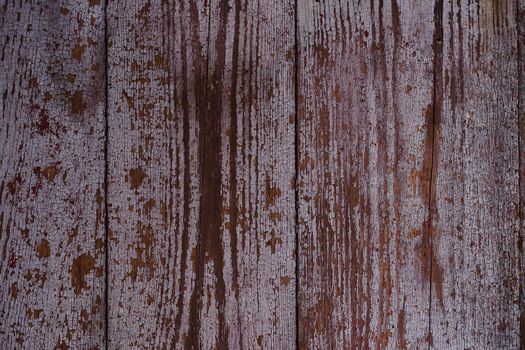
[517,0,524,348]
[103,0,109,348]
[428,1,443,349]
[294,0,300,348]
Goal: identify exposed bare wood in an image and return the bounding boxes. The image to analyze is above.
[0,0,106,348]
[297,0,435,348]
[430,0,521,348]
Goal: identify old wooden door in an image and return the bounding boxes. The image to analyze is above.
[1,0,523,349]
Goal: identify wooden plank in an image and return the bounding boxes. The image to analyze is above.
[106,0,296,348]
[430,0,521,348]
[0,1,106,348]
[197,1,296,348]
[106,0,208,347]
[297,0,435,348]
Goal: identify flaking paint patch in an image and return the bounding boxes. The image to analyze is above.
[264,176,281,208]
[128,167,146,190]
[71,43,85,61]
[70,90,86,115]
[71,254,95,295]
[36,239,50,258]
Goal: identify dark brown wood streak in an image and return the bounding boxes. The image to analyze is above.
[0,0,106,348]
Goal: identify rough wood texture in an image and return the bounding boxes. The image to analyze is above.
[297,1,435,348]
[430,0,521,348]
[2,0,524,348]
[0,0,106,348]
[199,1,296,348]
[106,0,295,348]
[106,0,207,347]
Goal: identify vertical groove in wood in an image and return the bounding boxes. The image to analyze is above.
[0,1,106,348]
[103,0,110,346]
[428,0,444,345]
[517,0,524,347]
[430,0,521,348]
[297,1,435,348]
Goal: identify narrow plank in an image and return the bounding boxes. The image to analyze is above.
[297,0,435,348]
[107,0,296,348]
[196,1,296,348]
[430,0,521,348]
[106,0,208,347]
[0,1,106,348]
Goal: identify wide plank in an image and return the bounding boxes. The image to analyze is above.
[0,1,106,348]
[430,1,522,348]
[297,0,435,348]
[106,0,208,347]
[106,0,296,348]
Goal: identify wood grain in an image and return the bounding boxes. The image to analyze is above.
[0,0,106,348]
[106,0,296,348]
[1,1,523,348]
[297,0,435,348]
[198,1,296,348]
[430,0,521,348]
[106,0,207,347]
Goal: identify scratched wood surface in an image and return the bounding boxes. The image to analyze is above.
[106,0,295,348]
[1,0,524,349]
[430,1,522,348]
[297,1,435,348]
[0,0,106,348]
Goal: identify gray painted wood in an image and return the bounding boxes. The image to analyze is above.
[430,0,521,348]
[106,0,295,348]
[106,0,207,347]
[0,0,106,348]
[297,0,435,348]
[1,0,523,348]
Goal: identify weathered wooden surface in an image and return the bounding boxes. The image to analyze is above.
[106,0,207,347]
[1,0,524,348]
[297,1,435,348]
[106,0,295,348]
[0,0,106,348]
[430,0,521,348]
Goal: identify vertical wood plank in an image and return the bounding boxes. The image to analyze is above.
[0,1,106,348]
[107,0,296,348]
[297,0,435,348]
[430,1,521,348]
[106,0,208,347]
[197,1,296,348]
